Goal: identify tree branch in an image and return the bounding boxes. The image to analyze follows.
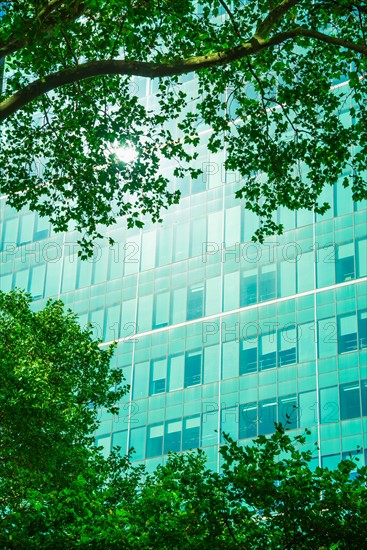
[0,0,87,59]
[1,25,367,122]
[257,0,301,39]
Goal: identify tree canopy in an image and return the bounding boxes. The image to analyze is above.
[1,0,367,253]
[1,290,367,547]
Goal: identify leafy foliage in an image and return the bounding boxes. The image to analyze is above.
[1,291,367,547]
[1,1,367,252]
[0,289,127,546]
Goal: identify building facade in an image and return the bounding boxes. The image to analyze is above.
[1,70,367,472]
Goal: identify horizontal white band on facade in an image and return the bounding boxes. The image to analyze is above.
[100,276,367,348]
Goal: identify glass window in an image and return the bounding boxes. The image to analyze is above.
[182,416,200,450]
[157,227,173,266]
[185,351,202,387]
[240,269,257,307]
[150,358,167,395]
[190,218,206,258]
[129,426,146,461]
[33,214,49,241]
[361,379,367,417]
[164,420,182,454]
[318,317,337,358]
[207,211,222,249]
[89,309,104,340]
[61,255,77,293]
[133,361,149,400]
[278,395,297,429]
[17,213,34,246]
[1,218,18,249]
[240,338,257,375]
[203,344,220,384]
[120,298,136,339]
[222,340,239,379]
[171,287,187,324]
[259,265,276,302]
[104,304,121,342]
[137,294,153,333]
[278,259,296,297]
[29,264,45,299]
[173,221,189,262]
[356,238,367,278]
[221,407,239,440]
[13,269,28,291]
[146,424,164,458]
[335,178,353,216]
[239,402,257,439]
[205,276,221,316]
[225,205,241,245]
[297,250,314,292]
[358,310,367,350]
[298,321,316,363]
[259,332,277,370]
[336,242,355,283]
[317,245,335,288]
[340,382,361,420]
[92,246,109,283]
[108,244,123,280]
[168,354,184,391]
[278,325,297,366]
[153,291,170,328]
[76,259,92,289]
[223,271,239,311]
[112,430,128,454]
[320,386,339,424]
[258,398,277,435]
[141,231,156,271]
[187,284,204,321]
[44,261,61,296]
[299,390,317,428]
[338,314,358,354]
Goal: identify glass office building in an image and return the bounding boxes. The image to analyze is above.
[1,69,367,472]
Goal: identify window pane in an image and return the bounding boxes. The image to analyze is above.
[146,424,164,458]
[297,251,314,292]
[320,386,339,424]
[187,285,204,321]
[29,264,45,298]
[240,269,257,307]
[182,416,200,450]
[259,265,276,302]
[185,351,202,387]
[356,238,367,278]
[278,395,297,429]
[150,359,167,395]
[338,314,357,354]
[279,260,296,297]
[258,399,277,435]
[340,383,361,420]
[259,332,277,370]
[240,339,257,375]
[141,231,156,271]
[359,311,367,350]
[317,245,335,288]
[222,340,239,379]
[239,402,257,439]
[164,420,182,454]
[336,242,355,283]
[168,354,184,391]
[133,361,149,399]
[278,325,297,366]
[154,291,169,328]
[318,317,337,358]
